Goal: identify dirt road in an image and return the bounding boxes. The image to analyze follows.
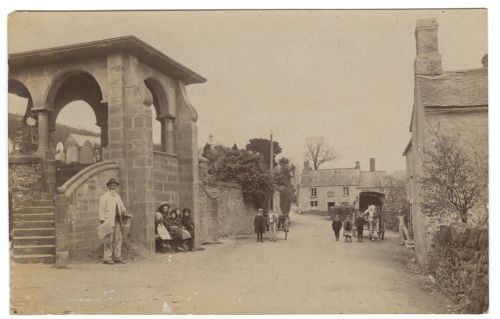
[10,212,455,314]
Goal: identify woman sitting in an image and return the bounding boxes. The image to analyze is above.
[155,202,174,252]
[165,209,191,252]
[181,208,195,251]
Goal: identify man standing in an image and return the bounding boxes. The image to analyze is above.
[254,208,266,242]
[331,215,342,241]
[99,178,127,264]
[363,205,377,241]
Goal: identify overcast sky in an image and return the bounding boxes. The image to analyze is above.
[8,9,487,172]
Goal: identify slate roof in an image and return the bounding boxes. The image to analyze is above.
[300,168,359,187]
[416,68,488,108]
[358,171,388,188]
[300,167,390,188]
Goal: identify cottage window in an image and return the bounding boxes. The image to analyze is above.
[310,188,317,197]
[310,201,318,207]
[343,187,349,196]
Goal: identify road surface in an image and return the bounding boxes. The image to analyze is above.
[10,212,455,314]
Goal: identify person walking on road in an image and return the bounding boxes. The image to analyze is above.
[99,178,127,265]
[254,208,266,242]
[268,212,278,242]
[398,209,412,245]
[331,215,342,241]
[343,216,353,242]
[355,213,365,242]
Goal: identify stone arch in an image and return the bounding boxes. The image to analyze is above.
[43,69,107,111]
[144,77,169,117]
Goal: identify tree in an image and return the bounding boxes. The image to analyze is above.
[273,157,295,186]
[208,146,273,208]
[419,134,488,224]
[245,138,282,168]
[304,137,337,169]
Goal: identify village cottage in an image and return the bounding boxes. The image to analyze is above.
[298,158,391,216]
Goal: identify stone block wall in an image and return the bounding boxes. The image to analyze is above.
[54,161,119,263]
[432,224,488,313]
[196,181,256,241]
[215,183,255,237]
[9,155,55,207]
[152,152,179,209]
[197,183,218,243]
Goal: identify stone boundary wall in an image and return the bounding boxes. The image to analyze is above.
[197,181,256,240]
[54,161,119,263]
[432,224,488,313]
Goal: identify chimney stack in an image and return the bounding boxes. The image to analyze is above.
[355,161,360,169]
[304,160,310,171]
[369,158,375,172]
[414,18,442,75]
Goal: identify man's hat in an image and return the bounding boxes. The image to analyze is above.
[106,178,119,187]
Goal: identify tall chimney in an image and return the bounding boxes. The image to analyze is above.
[355,161,360,169]
[304,160,310,171]
[414,18,442,75]
[369,158,375,172]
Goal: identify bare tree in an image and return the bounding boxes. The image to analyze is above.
[419,134,488,224]
[304,137,337,170]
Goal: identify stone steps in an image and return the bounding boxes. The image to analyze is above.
[13,244,55,255]
[13,228,55,237]
[13,236,55,246]
[13,220,55,229]
[12,203,56,264]
[14,206,55,215]
[13,254,55,264]
[13,213,55,222]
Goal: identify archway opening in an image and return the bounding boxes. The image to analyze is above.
[144,78,168,153]
[8,79,36,154]
[48,72,107,186]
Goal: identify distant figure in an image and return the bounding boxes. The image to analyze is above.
[268,211,278,242]
[355,213,365,242]
[254,208,266,242]
[398,210,412,245]
[378,216,386,240]
[331,215,342,241]
[343,216,353,242]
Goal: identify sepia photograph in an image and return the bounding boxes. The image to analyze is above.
[5,8,489,315]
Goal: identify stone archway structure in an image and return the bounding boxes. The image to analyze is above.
[9,36,206,257]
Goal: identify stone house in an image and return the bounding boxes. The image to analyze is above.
[403,19,488,271]
[298,158,390,215]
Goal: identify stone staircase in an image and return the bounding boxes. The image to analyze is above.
[12,200,56,264]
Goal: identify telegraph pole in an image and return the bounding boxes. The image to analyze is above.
[269,131,274,212]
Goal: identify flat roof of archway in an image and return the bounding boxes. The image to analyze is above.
[8,35,206,85]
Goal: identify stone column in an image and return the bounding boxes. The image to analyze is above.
[96,120,108,161]
[158,115,176,154]
[107,53,155,252]
[33,108,52,159]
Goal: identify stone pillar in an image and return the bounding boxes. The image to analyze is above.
[107,53,155,252]
[158,115,176,154]
[175,81,201,248]
[33,108,52,159]
[96,120,108,161]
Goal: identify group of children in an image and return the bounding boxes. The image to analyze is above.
[331,205,385,242]
[254,208,289,242]
[154,202,195,252]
